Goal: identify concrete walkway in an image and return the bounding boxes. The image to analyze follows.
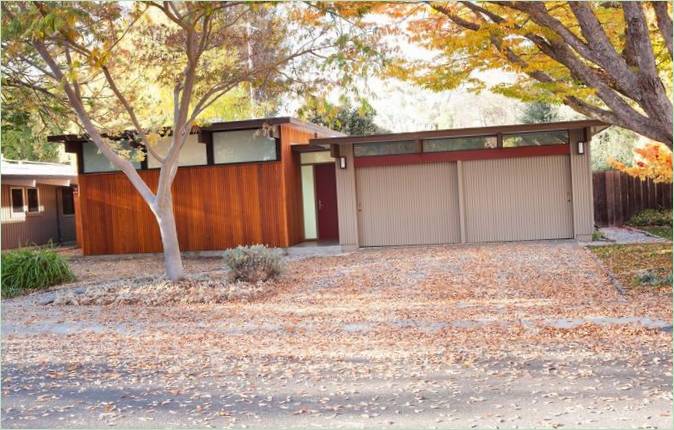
[597,226,668,244]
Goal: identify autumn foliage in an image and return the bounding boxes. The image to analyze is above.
[610,142,673,183]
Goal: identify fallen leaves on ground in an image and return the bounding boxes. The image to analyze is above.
[590,243,672,291]
[52,272,278,306]
[2,242,672,429]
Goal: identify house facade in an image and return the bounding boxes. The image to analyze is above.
[51,118,605,256]
[322,120,607,248]
[1,158,78,250]
[51,118,343,255]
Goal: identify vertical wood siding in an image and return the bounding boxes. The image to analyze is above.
[280,124,317,245]
[77,162,289,255]
[335,144,359,247]
[569,128,595,239]
[74,123,328,255]
[355,162,461,246]
[463,155,574,242]
[1,184,61,249]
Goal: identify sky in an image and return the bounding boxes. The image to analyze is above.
[277,7,581,133]
[280,72,581,134]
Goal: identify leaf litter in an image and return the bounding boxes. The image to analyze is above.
[2,241,672,428]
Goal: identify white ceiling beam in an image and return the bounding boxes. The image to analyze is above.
[2,179,36,187]
[36,178,71,187]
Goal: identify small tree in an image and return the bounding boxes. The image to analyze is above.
[2,2,341,280]
[518,102,560,124]
[298,96,388,135]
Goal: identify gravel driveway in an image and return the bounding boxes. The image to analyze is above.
[2,241,672,429]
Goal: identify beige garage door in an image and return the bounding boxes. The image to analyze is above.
[356,162,461,246]
[463,155,574,242]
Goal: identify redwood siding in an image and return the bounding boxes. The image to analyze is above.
[77,162,289,255]
[280,124,316,245]
[74,123,327,255]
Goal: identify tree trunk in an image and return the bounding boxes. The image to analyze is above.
[155,198,185,281]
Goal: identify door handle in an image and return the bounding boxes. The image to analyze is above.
[318,200,323,210]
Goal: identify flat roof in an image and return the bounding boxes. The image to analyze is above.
[310,119,608,145]
[200,117,345,137]
[48,117,344,143]
[1,158,76,179]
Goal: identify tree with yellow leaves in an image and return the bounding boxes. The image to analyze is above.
[382,1,672,146]
[2,2,369,280]
[611,142,673,184]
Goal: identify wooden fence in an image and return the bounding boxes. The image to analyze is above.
[593,171,672,226]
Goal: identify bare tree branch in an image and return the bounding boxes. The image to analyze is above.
[652,1,673,58]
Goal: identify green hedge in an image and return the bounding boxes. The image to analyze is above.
[627,209,672,226]
[1,247,75,298]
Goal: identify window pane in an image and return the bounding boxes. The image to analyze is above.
[62,187,75,215]
[300,151,333,164]
[27,188,39,212]
[83,141,142,173]
[301,165,317,240]
[423,136,497,152]
[11,189,23,213]
[353,141,417,157]
[213,130,278,164]
[147,134,206,168]
[502,130,569,147]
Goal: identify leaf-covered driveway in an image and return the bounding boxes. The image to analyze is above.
[2,241,672,428]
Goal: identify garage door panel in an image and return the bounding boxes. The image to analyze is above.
[463,155,573,242]
[356,162,461,246]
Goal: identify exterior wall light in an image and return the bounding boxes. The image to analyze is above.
[339,156,347,169]
[577,141,585,155]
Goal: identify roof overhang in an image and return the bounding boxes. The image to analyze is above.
[291,142,332,153]
[49,117,345,145]
[310,120,608,146]
[1,175,77,187]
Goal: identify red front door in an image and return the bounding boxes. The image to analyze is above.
[314,163,339,240]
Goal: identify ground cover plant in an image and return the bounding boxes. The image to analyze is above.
[1,247,75,298]
[590,243,672,289]
[627,209,673,240]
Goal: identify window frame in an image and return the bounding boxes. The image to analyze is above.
[353,140,419,158]
[81,140,143,174]
[211,128,281,166]
[10,187,25,216]
[25,187,40,214]
[422,135,499,153]
[501,130,570,148]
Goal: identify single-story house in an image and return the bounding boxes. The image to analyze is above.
[1,157,78,250]
[49,117,607,255]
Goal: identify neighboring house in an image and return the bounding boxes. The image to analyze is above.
[1,157,78,250]
[49,117,607,256]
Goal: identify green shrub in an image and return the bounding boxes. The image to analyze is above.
[592,230,605,241]
[223,245,284,283]
[627,209,672,226]
[636,270,660,285]
[1,247,75,298]
[635,270,672,286]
